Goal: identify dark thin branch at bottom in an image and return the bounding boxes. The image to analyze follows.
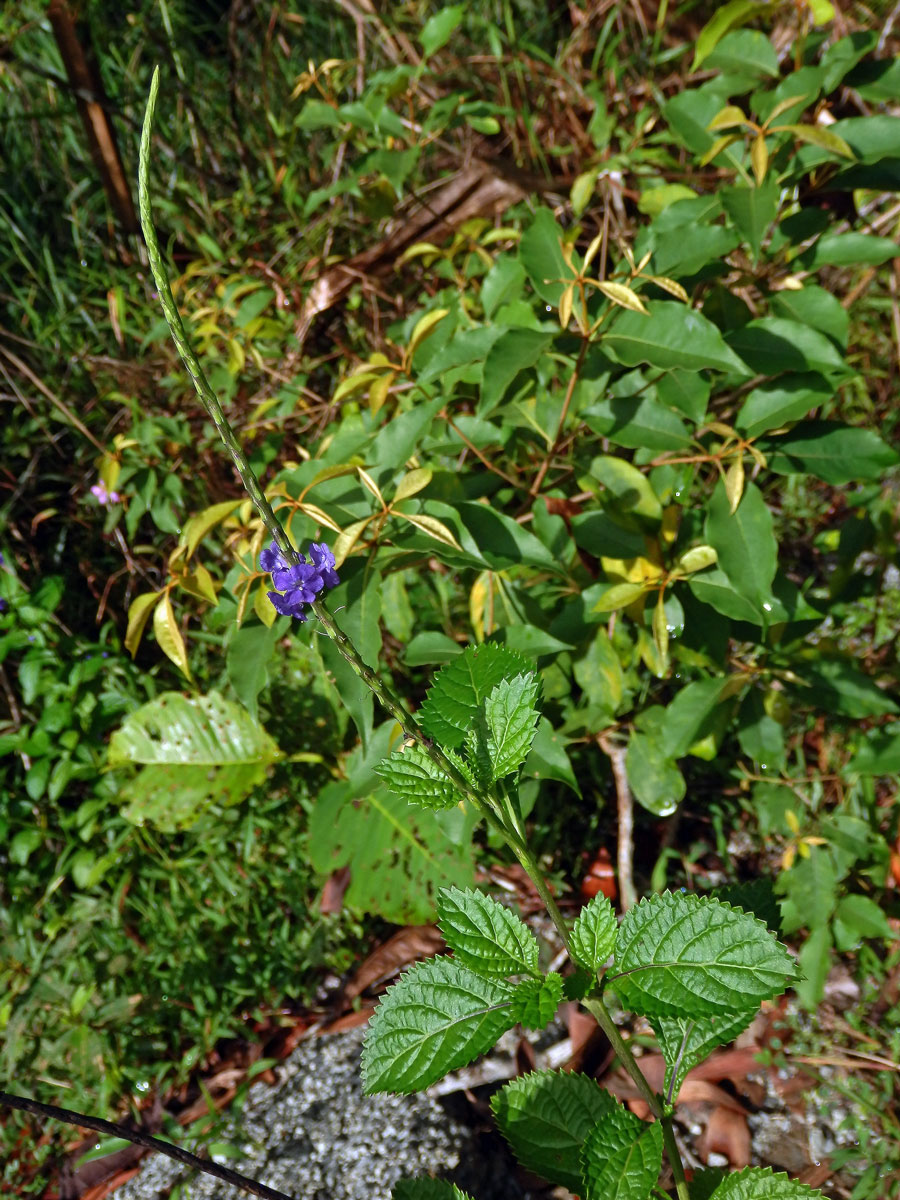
[0,1092,298,1200]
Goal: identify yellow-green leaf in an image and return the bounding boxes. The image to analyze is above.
[179,564,218,605]
[647,275,689,302]
[652,591,670,664]
[592,581,650,613]
[699,133,741,166]
[298,502,342,533]
[707,105,749,132]
[393,468,433,503]
[571,169,599,217]
[254,580,277,627]
[176,499,242,562]
[368,371,395,417]
[333,371,381,404]
[407,308,449,362]
[357,466,385,506]
[125,591,160,659]
[751,132,769,185]
[675,545,718,574]
[595,280,649,315]
[153,593,191,678]
[333,516,374,567]
[724,456,745,513]
[779,123,854,159]
[398,511,462,551]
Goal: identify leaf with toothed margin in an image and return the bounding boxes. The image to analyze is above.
[437,886,540,977]
[709,1166,826,1199]
[491,1071,619,1193]
[650,1008,758,1103]
[570,893,618,972]
[361,956,515,1094]
[375,744,463,811]
[418,643,537,749]
[611,891,798,1019]
[393,1181,474,1200]
[511,972,563,1029]
[580,1105,664,1200]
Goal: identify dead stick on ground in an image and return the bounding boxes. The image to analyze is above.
[599,733,637,912]
[0,1092,298,1200]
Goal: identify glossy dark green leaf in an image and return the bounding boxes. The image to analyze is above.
[769,286,848,349]
[520,208,577,304]
[583,393,692,451]
[791,656,898,717]
[725,317,849,378]
[800,231,899,268]
[604,302,751,375]
[705,480,778,617]
[720,182,779,261]
[482,329,555,413]
[762,420,899,484]
[492,1071,618,1192]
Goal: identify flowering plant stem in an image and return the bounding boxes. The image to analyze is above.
[140,68,689,1199]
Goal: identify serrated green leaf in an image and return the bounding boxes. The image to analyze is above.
[437,886,539,977]
[393,1181,473,1200]
[611,891,798,1018]
[580,1106,664,1200]
[419,643,536,749]
[491,1071,619,1192]
[376,745,464,811]
[709,1166,826,1199]
[484,672,541,780]
[361,957,515,1094]
[511,973,563,1029]
[712,878,782,935]
[570,894,618,972]
[651,1009,757,1104]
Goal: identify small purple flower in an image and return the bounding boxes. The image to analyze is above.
[91,483,121,506]
[260,541,340,620]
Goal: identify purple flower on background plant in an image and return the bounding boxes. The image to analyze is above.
[91,482,121,506]
[260,541,340,621]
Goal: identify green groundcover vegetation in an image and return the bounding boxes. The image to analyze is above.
[1,0,900,1195]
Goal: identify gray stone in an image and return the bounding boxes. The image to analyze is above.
[114,1028,531,1200]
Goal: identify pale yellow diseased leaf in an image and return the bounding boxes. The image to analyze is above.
[675,545,718,574]
[647,275,689,302]
[393,467,433,503]
[559,283,574,330]
[398,511,462,551]
[705,420,738,438]
[748,443,768,470]
[125,591,160,658]
[333,516,374,567]
[595,280,649,315]
[226,338,245,375]
[724,456,745,513]
[179,564,218,605]
[368,371,395,417]
[571,170,599,217]
[254,580,277,627]
[469,571,490,641]
[298,502,342,533]
[175,499,243,562]
[153,593,191,679]
[582,230,605,272]
[751,133,769,184]
[407,308,449,363]
[357,466,385,506]
[707,105,749,132]
[652,591,670,664]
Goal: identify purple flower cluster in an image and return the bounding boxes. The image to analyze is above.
[260,541,340,621]
[91,482,121,506]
